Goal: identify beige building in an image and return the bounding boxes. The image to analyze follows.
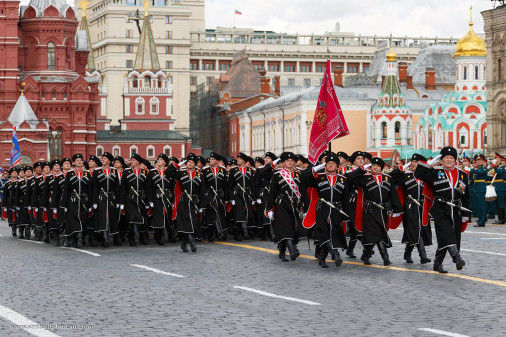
[79,0,460,138]
[482,5,506,154]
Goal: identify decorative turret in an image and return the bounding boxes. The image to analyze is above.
[133,0,160,72]
[78,0,96,72]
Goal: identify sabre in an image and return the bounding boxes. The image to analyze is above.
[236,183,255,202]
[318,198,349,218]
[129,185,148,208]
[72,189,88,210]
[370,200,385,210]
[156,184,173,208]
[100,187,116,208]
[437,198,472,213]
[183,189,200,213]
[210,185,226,207]
[407,194,421,207]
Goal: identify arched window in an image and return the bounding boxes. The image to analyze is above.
[394,121,401,139]
[96,145,104,157]
[459,127,469,147]
[463,65,467,80]
[163,145,172,156]
[381,122,387,139]
[475,65,479,80]
[130,145,138,158]
[428,129,433,147]
[48,129,62,160]
[144,76,151,88]
[150,97,159,114]
[132,76,138,88]
[135,97,145,114]
[47,42,56,70]
[146,145,155,158]
[113,145,121,157]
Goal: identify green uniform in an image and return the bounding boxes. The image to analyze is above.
[493,165,506,223]
[469,166,488,226]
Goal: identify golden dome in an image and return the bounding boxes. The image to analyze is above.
[386,47,397,62]
[453,7,486,57]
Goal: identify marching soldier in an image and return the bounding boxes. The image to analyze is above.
[415,147,470,273]
[254,152,278,241]
[300,153,350,268]
[61,154,93,248]
[390,154,432,264]
[3,168,19,236]
[32,162,50,242]
[201,152,228,241]
[45,159,62,246]
[265,152,305,262]
[169,153,206,252]
[86,156,101,246]
[92,152,120,247]
[337,152,350,175]
[348,157,403,266]
[114,156,129,243]
[120,154,149,246]
[228,152,257,240]
[470,154,488,227]
[15,166,33,240]
[147,154,175,245]
[493,156,506,224]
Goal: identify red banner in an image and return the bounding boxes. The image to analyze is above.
[308,59,350,164]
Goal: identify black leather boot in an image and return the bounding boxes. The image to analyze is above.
[378,242,392,266]
[25,226,31,240]
[113,234,122,246]
[139,231,148,245]
[233,226,243,241]
[76,232,84,248]
[128,231,136,246]
[88,232,97,247]
[404,245,414,263]
[155,229,164,245]
[101,232,109,247]
[278,242,288,262]
[242,223,250,240]
[494,208,505,224]
[362,246,372,265]
[319,245,328,268]
[328,242,343,267]
[180,236,188,252]
[433,249,448,273]
[314,240,320,259]
[18,226,24,239]
[52,230,60,246]
[43,224,50,243]
[346,240,357,258]
[286,239,297,261]
[11,225,17,237]
[63,235,70,247]
[189,234,197,252]
[417,239,431,264]
[448,245,465,270]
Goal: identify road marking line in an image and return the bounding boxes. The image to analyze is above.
[0,303,60,337]
[418,328,469,337]
[216,242,506,288]
[130,264,185,278]
[60,247,101,257]
[233,286,320,306]
[462,230,506,236]
[20,239,43,244]
[0,234,4,237]
[461,248,506,256]
[474,238,506,240]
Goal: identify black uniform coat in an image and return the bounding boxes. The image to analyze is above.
[345,166,363,243]
[44,174,60,231]
[146,168,174,229]
[51,172,68,231]
[254,164,275,227]
[414,163,470,251]
[202,165,228,233]
[61,169,93,235]
[348,168,402,247]
[92,167,120,235]
[32,175,48,228]
[227,166,257,228]
[116,170,130,233]
[15,177,33,226]
[3,179,17,225]
[300,168,350,249]
[265,169,306,244]
[390,168,432,246]
[120,167,148,225]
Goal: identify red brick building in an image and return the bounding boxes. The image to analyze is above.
[0,0,99,168]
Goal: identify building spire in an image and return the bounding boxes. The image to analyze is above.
[469,5,473,27]
[78,0,95,71]
[133,0,160,71]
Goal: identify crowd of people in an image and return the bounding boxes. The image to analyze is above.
[1,146,498,273]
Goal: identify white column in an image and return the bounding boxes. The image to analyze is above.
[387,124,395,146]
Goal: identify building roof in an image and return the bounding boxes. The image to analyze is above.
[407,45,456,84]
[453,9,486,57]
[133,8,160,71]
[21,0,71,18]
[97,130,190,142]
[7,94,40,128]
[78,12,95,71]
[215,50,261,98]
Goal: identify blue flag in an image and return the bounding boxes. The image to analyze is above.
[10,127,21,168]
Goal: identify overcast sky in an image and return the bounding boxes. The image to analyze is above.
[20,0,493,37]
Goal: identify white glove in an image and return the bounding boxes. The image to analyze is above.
[93,204,97,209]
[64,208,67,213]
[256,199,261,204]
[268,211,274,220]
[199,208,204,213]
[149,202,154,208]
[402,162,411,171]
[464,166,471,172]
[251,201,256,205]
[42,207,46,212]
[52,209,57,214]
[88,208,92,212]
[391,213,402,218]
[493,159,498,165]
[116,204,119,208]
[15,207,20,210]
[302,212,307,218]
[273,158,281,165]
[428,154,442,166]
[119,204,124,210]
[231,200,236,206]
[179,160,187,166]
[313,163,326,172]
[145,205,150,209]
[27,206,31,210]
[363,164,372,170]
[2,207,6,212]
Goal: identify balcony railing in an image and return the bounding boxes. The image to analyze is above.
[127,87,172,94]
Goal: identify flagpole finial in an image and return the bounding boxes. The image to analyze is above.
[20,82,25,96]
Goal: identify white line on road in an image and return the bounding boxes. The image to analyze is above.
[20,239,43,244]
[418,328,469,337]
[0,303,60,337]
[233,286,320,306]
[130,264,185,278]
[60,247,101,257]
[461,248,506,257]
[462,230,506,236]
[0,234,3,237]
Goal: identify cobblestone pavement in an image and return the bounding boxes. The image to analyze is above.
[0,219,506,337]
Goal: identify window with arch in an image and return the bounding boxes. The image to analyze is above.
[381,122,387,139]
[130,145,138,157]
[428,129,433,147]
[147,145,155,158]
[96,145,104,157]
[394,121,401,139]
[47,42,56,70]
[135,97,145,114]
[48,129,62,160]
[459,127,469,147]
[144,76,151,88]
[475,65,479,80]
[463,65,467,80]
[132,76,138,88]
[113,145,120,157]
[150,97,160,114]
[164,145,171,156]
